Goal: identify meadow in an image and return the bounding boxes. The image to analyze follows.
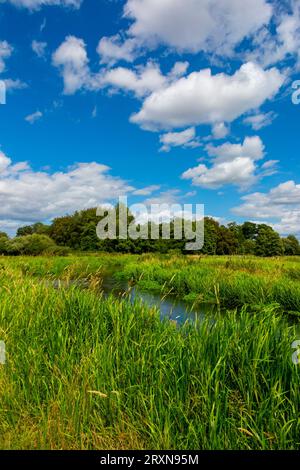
[0,254,299,449]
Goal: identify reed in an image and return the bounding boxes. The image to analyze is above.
[0,260,299,449]
[115,255,300,313]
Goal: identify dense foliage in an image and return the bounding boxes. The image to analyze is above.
[0,206,299,256]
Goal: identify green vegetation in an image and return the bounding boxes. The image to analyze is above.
[2,253,300,314]
[115,254,300,314]
[0,232,69,256]
[0,206,299,256]
[0,256,299,449]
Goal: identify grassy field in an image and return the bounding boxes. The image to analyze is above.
[0,254,299,449]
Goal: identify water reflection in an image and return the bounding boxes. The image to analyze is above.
[100,274,217,325]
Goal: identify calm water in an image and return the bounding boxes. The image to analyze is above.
[51,274,298,327]
[100,273,217,325]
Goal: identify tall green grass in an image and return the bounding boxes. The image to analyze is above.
[115,255,300,314]
[0,264,299,449]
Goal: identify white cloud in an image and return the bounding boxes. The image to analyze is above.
[124,0,272,56]
[182,158,257,190]
[91,105,97,118]
[206,136,265,162]
[94,0,300,73]
[212,122,230,140]
[53,37,190,100]
[25,110,43,124]
[32,40,47,58]
[0,41,13,73]
[143,189,182,206]
[52,40,284,148]
[181,136,276,189]
[97,35,138,65]
[159,127,200,152]
[52,36,91,95]
[8,0,82,10]
[168,61,189,79]
[40,18,46,32]
[100,62,167,98]
[243,111,277,130]
[53,37,167,96]
[131,62,285,130]
[0,150,134,230]
[247,1,300,68]
[4,79,27,91]
[232,180,300,235]
[133,185,160,196]
[101,61,191,99]
[0,42,27,95]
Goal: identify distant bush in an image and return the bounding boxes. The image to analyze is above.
[0,234,69,256]
[43,245,71,256]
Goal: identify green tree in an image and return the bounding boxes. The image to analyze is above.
[5,234,57,256]
[242,239,256,255]
[0,233,9,254]
[201,218,219,254]
[216,225,239,255]
[241,222,258,241]
[255,224,284,257]
[282,235,300,255]
[17,223,50,237]
[17,225,34,236]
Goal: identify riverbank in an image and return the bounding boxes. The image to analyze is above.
[0,259,299,449]
[114,254,300,314]
[2,253,300,314]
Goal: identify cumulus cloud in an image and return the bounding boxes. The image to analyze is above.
[0,150,134,230]
[168,61,189,79]
[53,36,167,96]
[124,0,272,56]
[181,136,277,189]
[206,136,265,162]
[53,37,191,100]
[52,38,284,142]
[232,180,300,235]
[97,35,139,65]
[25,110,43,124]
[8,0,82,10]
[0,41,13,73]
[32,40,47,58]
[247,0,300,68]
[100,62,167,98]
[95,0,300,72]
[143,189,182,206]
[159,127,200,152]
[243,111,277,130]
[132,185,160,196]
[4,79,27,91]
[131,62,285,130]
[52,36,92,95]
[212,122,230,140]
[101,61,190,98]
[0,41,27,96]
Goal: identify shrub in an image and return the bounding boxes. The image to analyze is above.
[3,234,66,256]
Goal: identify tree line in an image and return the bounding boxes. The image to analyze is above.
[0,206,299,256]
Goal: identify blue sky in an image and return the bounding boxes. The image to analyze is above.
[0,0,300,235]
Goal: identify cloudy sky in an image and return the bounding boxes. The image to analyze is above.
[0,0,300,235]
